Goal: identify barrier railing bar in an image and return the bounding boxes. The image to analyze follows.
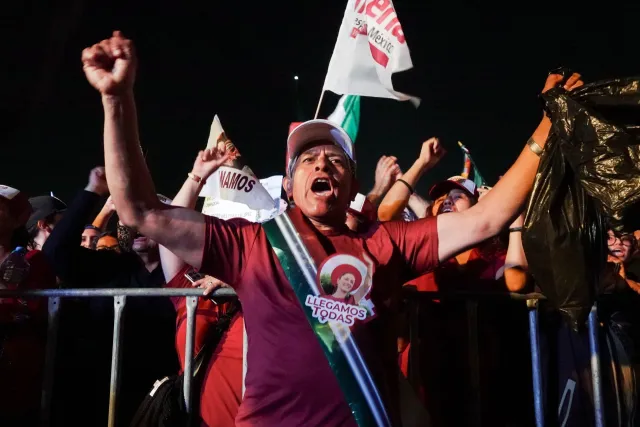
[0,288,237,298]
[403,290,547,302]
[40,296,60,427]
[108,295,126,427]
[588,303,605,427]
[184,296,198,426]
[527,299,544,427]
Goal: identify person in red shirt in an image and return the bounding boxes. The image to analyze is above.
[82,31,582,426]
[0,185,57,427]
[381,172,531,425]
[158,149,244,427]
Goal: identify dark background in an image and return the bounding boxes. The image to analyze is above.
[3,0,639,203]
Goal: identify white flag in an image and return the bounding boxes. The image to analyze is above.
[201,175,286,223]
[206,115,226,150]
[200,115,276,213]
[323,0,419,105]
[200,166,275,211]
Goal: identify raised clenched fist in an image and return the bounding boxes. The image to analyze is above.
[82,31,136,95]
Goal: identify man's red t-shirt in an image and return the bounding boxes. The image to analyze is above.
[199,208,439,426]
[166,266,243,427]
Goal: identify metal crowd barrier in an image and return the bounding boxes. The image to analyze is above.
[0,287,237,427]
[1,288,606,427]
[403,290,605,427]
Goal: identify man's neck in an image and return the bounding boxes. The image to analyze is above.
[307,215,346,234]
[138,250,160,273]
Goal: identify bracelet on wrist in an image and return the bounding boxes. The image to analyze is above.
[509,227,523,233]
[526,137,543,157]
[187,172,202,183]
[396,179,414,194]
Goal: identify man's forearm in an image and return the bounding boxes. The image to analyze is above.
[474,117,551,236]
[378,159,426,221]
[102,92,160,228]
[92,208,114,230]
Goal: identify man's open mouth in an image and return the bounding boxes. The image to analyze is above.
[439,206,454,214]
[311,178,333,196]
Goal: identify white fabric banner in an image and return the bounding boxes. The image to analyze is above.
[323,0,419,105]
[201,175,285,223]
[199,166,276,212]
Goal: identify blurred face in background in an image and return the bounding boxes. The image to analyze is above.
[96,235,121,253]
[81,227,100,249]
[437,189,476,215]
[607,230,635,263]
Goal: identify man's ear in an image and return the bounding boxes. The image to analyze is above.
[283,176,293,199]
[37,219,48,231]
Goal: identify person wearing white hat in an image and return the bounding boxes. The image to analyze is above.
[83,31,583,426]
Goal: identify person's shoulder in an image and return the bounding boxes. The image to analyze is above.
[24,250,57,288]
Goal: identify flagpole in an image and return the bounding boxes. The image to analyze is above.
[314,90,326,119]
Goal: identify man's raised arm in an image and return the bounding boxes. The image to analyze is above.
[82,31,205,269]
[437,72,584,262]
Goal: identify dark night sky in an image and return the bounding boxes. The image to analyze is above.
[3,1,640,204]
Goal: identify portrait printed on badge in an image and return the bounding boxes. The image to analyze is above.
[305,254,375,328]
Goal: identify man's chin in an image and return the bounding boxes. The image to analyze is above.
[132,244,148,253]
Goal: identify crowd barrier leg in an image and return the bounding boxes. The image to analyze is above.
[40,296,60,427]
[588,303,605,427]
[466,301,481,427]
[527,299,544,427]
[183,296,198,425]
[108,295,126,427]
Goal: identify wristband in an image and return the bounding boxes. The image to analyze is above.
[396,179,414,194]
[527,137,543,157]
[187,172,202,183]
[509,227,523,233]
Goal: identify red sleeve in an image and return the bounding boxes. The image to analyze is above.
[382,217,439,279]
[200,215,260,288]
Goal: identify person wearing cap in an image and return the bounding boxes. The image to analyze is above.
[84,31,583,426]
[26,193,67,250]
[381,159,532,423]
[0,185,57,426]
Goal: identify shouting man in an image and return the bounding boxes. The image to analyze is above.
[82,31,582,426]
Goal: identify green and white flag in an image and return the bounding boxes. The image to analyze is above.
[328,95,361,143]
[458,141,486,188]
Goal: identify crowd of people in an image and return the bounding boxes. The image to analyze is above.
[1,31,640,427]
